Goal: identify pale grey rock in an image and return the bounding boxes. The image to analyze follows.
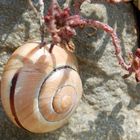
[0,0,139,140]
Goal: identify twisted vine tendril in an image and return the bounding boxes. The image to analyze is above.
[28,0,140,82]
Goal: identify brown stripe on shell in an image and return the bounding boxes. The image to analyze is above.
[9,43,43,131]
[10,65,76,129]
[38,65,77,121]
[10,72,26,130]
[10,72,36,133]
[39,65,76,96]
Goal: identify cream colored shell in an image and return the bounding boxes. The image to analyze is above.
[1,42,83,133]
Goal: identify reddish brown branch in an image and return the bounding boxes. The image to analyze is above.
[43,0,140,82]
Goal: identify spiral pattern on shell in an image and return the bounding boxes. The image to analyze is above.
[1,42,83,133]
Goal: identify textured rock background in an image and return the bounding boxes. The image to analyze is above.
[0,0,139,140]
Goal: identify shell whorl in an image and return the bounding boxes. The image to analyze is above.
[1,42,82,133]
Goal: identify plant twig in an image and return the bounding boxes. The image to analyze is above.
[28,0,45,43]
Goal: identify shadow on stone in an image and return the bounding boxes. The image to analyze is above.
[124,80,140,110]
[59,102,125,140]
[93,102,124,140]
[74,2,137,62]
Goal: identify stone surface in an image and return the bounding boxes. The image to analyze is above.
[0,0,139,140]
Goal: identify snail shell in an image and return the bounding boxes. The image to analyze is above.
[1,42,83,133]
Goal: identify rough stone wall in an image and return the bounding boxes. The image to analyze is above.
[0,0,139,140]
